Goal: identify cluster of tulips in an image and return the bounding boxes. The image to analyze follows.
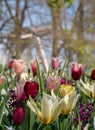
[0,57,95,130]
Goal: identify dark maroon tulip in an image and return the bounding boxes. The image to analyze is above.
[8,59,13,69]
[61,78,66,85]
[13,107,25,125]
[91,70,95,80]
[71,62,84,80]
[30,60,37,77]
[24,81,39,99]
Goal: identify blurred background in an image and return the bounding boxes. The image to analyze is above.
[0,0,95,66]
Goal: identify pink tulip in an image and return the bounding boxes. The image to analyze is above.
[0,76,5,85]
[71,62,84,80]
[51,57,62,69]
[30,60,37,77]
[46,75,61,91]
[13,107,25,125]
[16,84,26,101]
[12,59,24,74]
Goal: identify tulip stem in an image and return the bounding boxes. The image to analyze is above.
[59,115,61,130]
[45,125,48,130]
[15,125,18,130]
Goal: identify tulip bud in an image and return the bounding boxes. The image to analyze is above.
[0,76,5,85]
[71,62,84,80]
[60,84,75,98]
[68,80,75,86]
[8,59,13,69]
[24,81,39,99]
[13,107,25,125]
[12,59,24,74]
[16,84,26,101]
[30,60,37,77]
[61,78,66,85]
[90,70,95,80]
[51,57,62,69]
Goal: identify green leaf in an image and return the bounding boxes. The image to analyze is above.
[0,64,3,73]
[36,59,44,97]
[0,93,9,125]
[29,110,35,130]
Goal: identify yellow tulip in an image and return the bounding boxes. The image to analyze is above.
[27,91,64,124]
[79,80,95,98]
[60,84,75,98]
[61,92,80,114]
[59,84,80,115]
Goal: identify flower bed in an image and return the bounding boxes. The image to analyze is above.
[0,58,95,130]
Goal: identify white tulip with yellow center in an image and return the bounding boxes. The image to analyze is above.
[60,84,80,114]
[27,91,64,124]
[61,92,80,114]
[79,80,95,98]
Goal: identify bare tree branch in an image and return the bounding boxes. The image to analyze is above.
[4,0,14,20]
[21,0,28,24]
[0,17,12,31]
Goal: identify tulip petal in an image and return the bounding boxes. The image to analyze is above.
[27,97,39,114]
[79,86,91,97]
[71,93,80,109]
[41,93,50,123]
[50,99,64,123]
[92,84,95,98]
[61,95,69,114]
[51,90,56,100]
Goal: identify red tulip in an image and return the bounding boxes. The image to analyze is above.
[71,62,84,80]
[51,57,62,69]
[30,60,37,77]
[91,70,95,80]
[13,107,25,125]
[24,81,39,99]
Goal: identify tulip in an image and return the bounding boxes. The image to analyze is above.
[68,80,75,86]
[61,92,80,115]
[71,62,84,80]
[79,80,95,98]
[60,84,75,98]
[16,84,26,101]
[46,75,60,91]
[8,59,13,69]
[27,91,64,124]
[13,107,25,125]
[12,59,24,74]
[51,57,62,69]
[0,76,5,85]
[30,60,37,77]
[90,70,95,80]
[61,77,66,85]
[24,81,39,99]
